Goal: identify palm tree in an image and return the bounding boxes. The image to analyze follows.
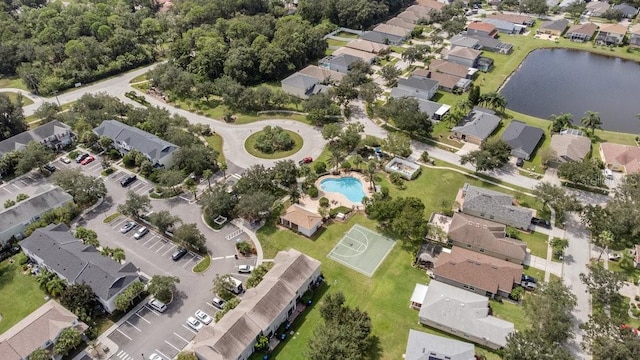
[352,154,363,170]
[202,169,213,190]
[112,248,126,263]
[329,150,344,172]
[548,113,573,133]
[288,184,301,204]
[365,161,377,190]
[595,230,613,262]
[46,277,66,297]
[36,268,54,290]
[581,111,603,135]
[219,161,228,179]
[101,246,113,257]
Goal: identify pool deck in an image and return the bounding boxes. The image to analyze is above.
[299,172,373,213]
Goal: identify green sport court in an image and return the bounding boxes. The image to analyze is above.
[327,224,396,277]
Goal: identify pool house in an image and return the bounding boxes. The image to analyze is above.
[385,157,421,180]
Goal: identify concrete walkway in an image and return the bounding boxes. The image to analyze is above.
[524,254,563,278]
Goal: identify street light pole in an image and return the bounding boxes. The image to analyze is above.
[53,90,61,107]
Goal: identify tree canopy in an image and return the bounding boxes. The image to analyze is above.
[460,138,511,172]
[52,168,106,206]
[380,97,432,137]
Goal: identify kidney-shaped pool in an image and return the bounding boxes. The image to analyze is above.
[319,177,366,203]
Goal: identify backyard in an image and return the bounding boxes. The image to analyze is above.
[0,253,48,334]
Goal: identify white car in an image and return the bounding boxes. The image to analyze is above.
[61,157,71,164]
[149,354,164,360]
[195,309,213,325]
[187,316,204,331]
[238,265,254,273]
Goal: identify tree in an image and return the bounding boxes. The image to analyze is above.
[321,123,342,142]
[202,169,214,190]
[519,0,548,15]
[16,141,54,174]
[29,349,51,360]
[34,102,61,124]
[234,165,276,195]
[328,150,345,172]
[52,169,106,206]
[550,237,569,259]
[273,160,298,187]
[0,93,27,141]
[479,92,507,112]
[60,283,99,319]
[365,161,377,190]
[380,64,401,85]
[401,46,428,65]
[173,223,206,252]
[532,182,580,225]
[381,97,432,137]
[46,277,66,297]
[581,312,640,360]
[246,263,273,289]
[503,330,573,360]
[557,160,603,186]
[365,195,429,250]
[460,138,511,172]
[564,1,586,18]
[201,183,237,220]
[593,230,614,262]
[580,263,625,307]
[538,147,558,167]
[581,111,603,134]
[602,8,624,21]
[303,93,341,126]
[148,275,180,304]
[212,274,236,301]
[358,82,382,104]
[219,160,228,179]
[149,210,181,234]
[382,132,412,157]
[158,169,185,195]
[53,328,82,356]
[548,113,573,133]
[115,281,144,312]
[75,227,99,247]
[172,144,218,177]
[111,248,126,263]
[234,191,276,223]
[118,191,151,220]
[467,85,481,106]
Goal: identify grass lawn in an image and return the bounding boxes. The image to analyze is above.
[327,39,348,47]
[0,76,27,90]
[522,266,544,282]
[390,46,406,54]
[0,91,34,106]
[490,298,529,331]
[193,255,211,273]
[244,130,303,159]
[0,254,48,334]
[517,231,548,259]
[335,32,359,39]
[129,73,148,84]
[607,260,640,283]
[258,215,502,359]
[205,133,225,162]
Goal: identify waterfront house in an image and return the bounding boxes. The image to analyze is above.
[428,59,478,79]
[396,76,440,100]
[466,22,498,38]
[565,23,598,42]
[596,24,627,45]
[446,46,481,68]
[630,24,640,47]
[451,108,501,144]
[613,3,639,19]
[500,120,544,160]
[482,18,526,34]
[549,132,592,163]
[600,142,640,173]
[486,13,535,26]
[538,19,569,36]
[413,68,472,93]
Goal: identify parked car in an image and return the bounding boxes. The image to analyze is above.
[521,274,537,284]
[531,217,551,229]
[172,247,188,261]
[521,281,537,291]
[75,153,89,163]
[61,157,71,164]
[195,310,213,325]
[186,316,204,331]
[238,265,254,273]
[81,155,95,165]
[211,297,225,310]
[515,158,524,167]
[608,253,621,261]
[120,221,137,234]
[148,298,167,313]
[120,174,137,187]
[133,226,149,239]
[149,354,164,360]
[298,157,313,165]
[43,164,57,173]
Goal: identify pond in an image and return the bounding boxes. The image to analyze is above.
[500,48,640,134]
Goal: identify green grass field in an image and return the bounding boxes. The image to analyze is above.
[0,254,48,334]
[0,91,34,106]
[244,130,303,159]
[205,133,225,162]
[518,231,549,258]
[327,39,349,47]
[0,76,27,90]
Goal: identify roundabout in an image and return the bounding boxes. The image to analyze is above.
[243,126,304,160]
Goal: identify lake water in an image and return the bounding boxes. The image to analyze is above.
[500,48,640,134]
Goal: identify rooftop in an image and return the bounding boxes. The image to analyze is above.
[0,120,72,157]
[280,204,323,230]
[94,120,178,164]
[599,23,628,36]
[550,133,592,162]
[0,186,73,233]
[331,47,377,63]
[447,46,482,60]
[345,39,391,54]
[460,183,533,228]
[567,23,598,36]
[600,142,640,173]
[451,108,501,140]
[539,18,569,32]
[297,65,345,83]
[373,24,411,38]
[405,330,475,360]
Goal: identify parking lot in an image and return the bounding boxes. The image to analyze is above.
[107,170,155,196]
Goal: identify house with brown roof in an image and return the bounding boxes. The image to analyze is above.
[331,46,377,64]
[565,23,598,42]
[587,1,611,17]
[550,133,592,163]
[373,24,412,39]
[386,17,418,30]
[446,46,482,68]
[487,13,535,26]
[599,142,640,173]
[415,0,445,11]
[428,59,478,79]
[193,250,322,360]
[397,10,426,24]
[433,246,523,298]
[538,19,570,36]
[345,39,391,54]
[297,65,345,83]
[0,300,87,360]
[413,69,472,93]
[279,204,323,237]
[630,23,640,47]
[466,22,499,38]
[446,213,527,264]
[596,23,627,45]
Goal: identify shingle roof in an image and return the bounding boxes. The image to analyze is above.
[297,65,345,82]
[434,247,522,294]
[280,204,323,230]
[501,120,544,159]
[331,47,377,63]
[539,19,569,32]
[0,120,72,157]
[451,108,500,141]
[93,120,178,165]
[360,31,404,45]
[461,183,533,229]
[587,1,611,14]
[193,250,321,360]
[566,23,598,37]
[600,142,640,173]
[386,17,417,29]
[599,23,628,36]
[20,224,139,303]
[0,186,73,234]
[613,3,639,17]
[447,46,482,60]
[428,59,471,78]
[486,13,535,25]
[373,24,411,38]
[450,35,480,49]
[322,53,361,68]
[630,23,640,35]
[550,134,591,162]
[405,330,475,360]
[467,22,497,34]
[418,280,514,348]
[415,0,445,11]
[0,300,87,360]
[398,76,439,93]
[389,88,448,117]
[414,70,461,90]
[448,213,527,263]
[482,18,517,32]
[345,39,391,54]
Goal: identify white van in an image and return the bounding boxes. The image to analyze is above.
[148,298,167,313]
[226,276,244,294]
[604,169,613,180]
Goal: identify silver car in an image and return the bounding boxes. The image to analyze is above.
[133,226,149,239]
[120,221,137,234]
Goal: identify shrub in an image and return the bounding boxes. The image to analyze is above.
[254,126,294,154]
[420,151,430,162]
[505,226,520,239]
[236,241,252,255]
[108,149,121,159]
[308,186,319,198]
[389,172,404,186]
[4,199,15,208]
[319,197,329,207]
[15,193,29,202]
[122,153,135,167]
[68,150,80,159]
[341,160,351,170]
[314,162,327,174]
[329,206,352,218]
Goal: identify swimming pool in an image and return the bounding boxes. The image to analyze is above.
[319,177,366,203]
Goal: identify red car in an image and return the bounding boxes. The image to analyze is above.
[298,157,313,165]
[81,155,95,165]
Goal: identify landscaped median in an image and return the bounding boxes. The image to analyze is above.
[192,254,211,273]
[244,126,303,159]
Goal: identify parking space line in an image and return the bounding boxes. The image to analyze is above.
[155,349,170,360]
[115,328,132,340]
[206,302,216,309]
[173,332,190,344]
[11,183,20,190]
[162,245,176,256]
[1,187,11,194]
[164,340,182,352]
[144,305,161,316]
[125,320,141,332]
[182,256,196,268]
[143,235,158,246]
[148,238,164,249]
[210,256,224,261]
[155,244,169,253]
[134,312,151,324]
[112,218,128,228]
[182,324,198,334]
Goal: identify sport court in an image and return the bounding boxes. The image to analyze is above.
[328,224,395,277]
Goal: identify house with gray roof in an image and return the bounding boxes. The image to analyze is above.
[458,183,533,229]
[451,108,501,144]
[20,223,141,313]
[404,330,475,360]
[538,19,569,36]
[281,73,327,100]
[0,120,74,158]
[389,88,451,120]
[417,280,514,350]
[0,300,87,360]
[319,53,361,74]
[396,76,439,101]
[481,18,526,34]
[0,185,73,246]
[193,249,321,360]
[450,34,481,49]
[446,46,481,68]
[501,120,544,160]
[613,3,639,18]
[360,31,404,45]
[453,34,512,54]
[94,120,178,168]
